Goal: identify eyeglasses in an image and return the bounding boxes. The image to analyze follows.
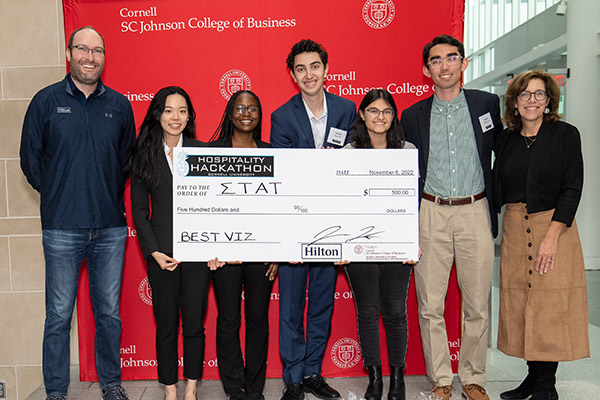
[427,55,463,69]
[71,45,105,56]
[365,108,394,118]
[234,105,259,114]
[518,89,547,102]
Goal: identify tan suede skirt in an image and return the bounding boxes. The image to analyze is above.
[497,203,590,361]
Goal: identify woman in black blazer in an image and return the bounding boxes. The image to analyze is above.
[130,86,210,400]
[494,71,588,400]
[208,90,277,400]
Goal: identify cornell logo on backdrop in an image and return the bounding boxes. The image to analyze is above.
[138,276,153,306]
[330,337,362,369]
[362,0,395,29]
[219,69,252,100]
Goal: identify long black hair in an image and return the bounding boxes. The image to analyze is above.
[350,88,406,149]
[129,86,196,189]
[209,90,262,143]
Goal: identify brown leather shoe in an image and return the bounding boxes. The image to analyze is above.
[431,385,452,400]
[461,384,489,400]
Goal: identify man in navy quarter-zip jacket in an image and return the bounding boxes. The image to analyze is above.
[20,26,135,400]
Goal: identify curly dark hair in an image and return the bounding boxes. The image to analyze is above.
[286,39,328,70]
[350,89,406,149]
[129,86,196,189]
[504,70,561,131]
[209,90,262,143]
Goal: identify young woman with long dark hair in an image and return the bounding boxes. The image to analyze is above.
[130,86,210,400]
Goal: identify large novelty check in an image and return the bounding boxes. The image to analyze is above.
[173,148,419,262]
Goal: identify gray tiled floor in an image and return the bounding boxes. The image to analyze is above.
[27,271,600,400]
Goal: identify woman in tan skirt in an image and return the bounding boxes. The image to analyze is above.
[494,70,589,400]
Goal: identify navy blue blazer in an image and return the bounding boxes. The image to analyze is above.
[400,89,502,237]
[270,91,356,148]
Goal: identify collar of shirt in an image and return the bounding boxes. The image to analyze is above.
[66,73,105,102]
[163,135,183,173]
[302,94,328,148]
[432,89,467,114]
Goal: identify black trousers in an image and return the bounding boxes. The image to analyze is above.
[211,263,273,395]
[345,262,413,368]
[147,258,210,385]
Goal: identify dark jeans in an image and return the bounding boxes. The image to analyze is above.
[147,258,210,385]
[42,227,127,397]
[212,263,273,395]
[345,262,413,368]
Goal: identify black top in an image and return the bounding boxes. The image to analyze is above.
[209,136,270,148]
[494,120,583,226]
[500,135,535,204]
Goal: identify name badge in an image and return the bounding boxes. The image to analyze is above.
[326,127,348,147]
[478,112,494,133]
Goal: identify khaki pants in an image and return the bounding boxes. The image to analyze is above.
[415,197,494,387]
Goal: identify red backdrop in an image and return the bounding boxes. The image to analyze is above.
[64,0,466,381]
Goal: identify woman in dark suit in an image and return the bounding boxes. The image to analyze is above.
[207,90,277,400]
[342,89,416,400]
[130,86,210,400]
[495,71,589,400]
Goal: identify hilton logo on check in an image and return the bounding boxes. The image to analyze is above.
[301,244,342,260]
[185,155,274,177]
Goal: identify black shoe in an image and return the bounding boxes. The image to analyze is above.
[364,365,383,400]
[230,390,247,400]
[531,362,559,400]
[500,361,536,399]
[102,385,129,400]
[302,374,341,399]
[281,383,305,400]
[246,393,265,400]
[388,366,406,400]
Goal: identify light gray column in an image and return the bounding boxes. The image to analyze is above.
[565,0,600,269]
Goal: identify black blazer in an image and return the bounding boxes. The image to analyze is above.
[270,91,356,148]
[400,89,502,237]
[494,120,583,226]
[131,136,206,259]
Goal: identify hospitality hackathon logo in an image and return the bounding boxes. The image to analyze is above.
[330,337,362,369]
[362,0,395,29]
[219,69,252,100]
